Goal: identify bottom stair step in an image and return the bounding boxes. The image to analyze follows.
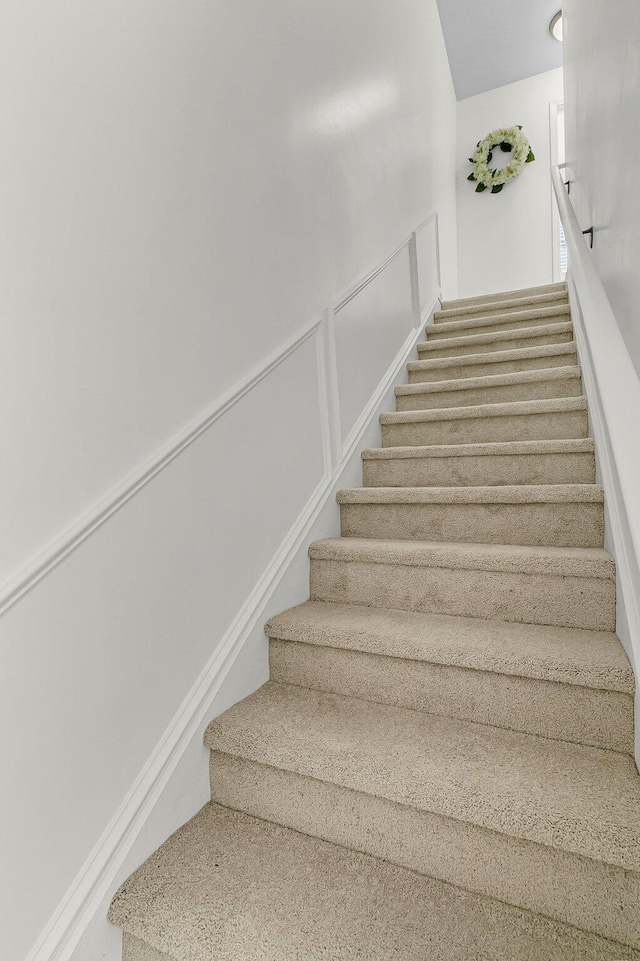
[204,682,640,948]
[110,804,640,961]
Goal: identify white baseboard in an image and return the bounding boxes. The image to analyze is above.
[29,300,435,961]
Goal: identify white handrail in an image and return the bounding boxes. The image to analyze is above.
[551,163,640,706]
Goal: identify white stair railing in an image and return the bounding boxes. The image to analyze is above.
[551,163,640,764]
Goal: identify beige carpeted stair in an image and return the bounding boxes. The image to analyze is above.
[109,282,640,960]
[395,366,583,409]
[407,341,580,381]
[416,321,575,358]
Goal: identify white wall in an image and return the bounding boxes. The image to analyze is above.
[0,3,457,959]
[560,0,640,766]
[563,0,640,378]
[456,68,564,299]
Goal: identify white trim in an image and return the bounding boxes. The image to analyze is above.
[2,220,435,622]
[320,307,343,469]
[337,230,426,460]
[549,100,565,284]
[340,320,425,462]
[26,457,330,961]
[334,237,412,314]
[414,209,439,239]
[30,290,439,961]
[22,209,440,960]
[414,211,442,317]
[409,232,422,329]
[313,319,336,478]
[434,211,442,294]
[0,316,321,620]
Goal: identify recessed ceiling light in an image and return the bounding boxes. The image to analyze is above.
[550,11,563,42]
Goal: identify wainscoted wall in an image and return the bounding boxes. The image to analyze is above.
[6,213,443,961]
[1,3,457,958]
[2,204,440,961]
[416,214,443,316]
[334,240,414,449]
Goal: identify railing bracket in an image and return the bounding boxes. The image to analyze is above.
[564,180,571,194]
[582,226,594,248]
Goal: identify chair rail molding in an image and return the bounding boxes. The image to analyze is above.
[23,213,442,961]
[0,316,324,621]
[551,164,640,766]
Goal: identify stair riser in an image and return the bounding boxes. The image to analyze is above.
[409,350,578,383]
[309,557,615,630]
[269,640,634,753]
[434,294,568,322]
[381,409,588,448]
[418,329,573,359]
[396,377,582,411]
[428,311,570,341]
[208,753,640,949]
[363,451,596,487]
[442,283,566,311]
[339,501,604,548]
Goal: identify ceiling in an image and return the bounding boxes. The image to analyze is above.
[435,0,564,100]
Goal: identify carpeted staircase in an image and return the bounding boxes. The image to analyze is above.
[109,283,640,960]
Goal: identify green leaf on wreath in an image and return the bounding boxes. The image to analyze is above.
[517,125,523,129]
[475,183,487,192]
[526,150,535,162]
[487,151,493,162]
[500,142,512,152]
[491,184,504,193]
[468,158,475,163]
[467,173,476,181]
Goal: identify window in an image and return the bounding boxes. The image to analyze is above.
[560,223,568,274]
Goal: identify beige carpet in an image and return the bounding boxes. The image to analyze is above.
[109,282,640,959]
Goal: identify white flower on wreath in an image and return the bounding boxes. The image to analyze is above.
[468,124,535,193]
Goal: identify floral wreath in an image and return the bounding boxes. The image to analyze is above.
[467,126,535,193]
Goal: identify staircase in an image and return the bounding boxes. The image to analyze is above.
[109,283,640,960]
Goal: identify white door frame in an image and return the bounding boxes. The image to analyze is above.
[549,99,565,283]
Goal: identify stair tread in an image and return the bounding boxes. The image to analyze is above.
[362,438,595,460]
[108,804,640,961]
[337,484,603,504]
[265,601,633,692]
[205,681,640,871]
[417,321,573,354]
[408,341,577,372]
[396,366,581,396]
[429,303,571,336]
[381,396,587,425]
[441,282,567,311]
[309,536,615,578]
[435,290,568,321]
